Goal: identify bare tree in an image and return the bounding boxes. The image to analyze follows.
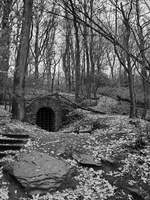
[31,0,56,80]
[68,0,81,102]
[0,0,12,103]
[12,0,33,120]
[114,1,137,118]
[62,7,72,92]
[135,0,149,119]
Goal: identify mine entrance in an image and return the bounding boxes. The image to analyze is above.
[36,107,55,131]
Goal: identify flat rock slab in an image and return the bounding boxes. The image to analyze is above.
[4,150,71,195]
[72,153,120,170]
[72,153,102,169]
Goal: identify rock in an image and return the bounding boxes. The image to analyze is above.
[72,153,102,169]
[72,153,120,170]
[4,150,71,195]
[101,158,120,169]
[56,144,73,159]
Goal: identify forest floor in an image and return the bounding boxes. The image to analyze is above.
[0,95,150,200]
[98,86,150,119]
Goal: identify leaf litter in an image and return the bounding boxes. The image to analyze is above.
[0,106,150,200]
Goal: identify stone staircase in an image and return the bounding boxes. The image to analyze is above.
[0,133,29,159]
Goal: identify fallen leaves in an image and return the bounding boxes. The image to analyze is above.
[0,106,150,200]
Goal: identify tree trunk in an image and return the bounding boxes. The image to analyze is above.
[45,28,56,93]
[57,68,60,91]
[83,0,90,98]
[81,50,86,96]
[69,0,80,102]
[63,8,72,92]
[47,62,51,93]
[70,36,75,91]
[141,68,149,119]
[12,0,33,121]
[34,22,39,80]
[0,0,12,101]
[128,67,136,118]
[51,64,56,93]
[84,33,91,98]
[89,0,95,97]
[74,23,80,102]
[121,3,136,118]
[136,0,149,119]
[126,51,136,118]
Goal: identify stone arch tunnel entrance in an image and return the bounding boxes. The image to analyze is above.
[25,94,71,131]
[36,107,55,131]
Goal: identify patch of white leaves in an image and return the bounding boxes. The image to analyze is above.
[0,187,9,200]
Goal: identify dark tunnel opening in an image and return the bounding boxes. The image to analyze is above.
[36,107,55,131]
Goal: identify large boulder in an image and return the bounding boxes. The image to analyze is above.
[4,151,72,195]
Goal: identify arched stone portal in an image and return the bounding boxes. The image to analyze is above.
[25,96,63,131]
[36,107,55,131]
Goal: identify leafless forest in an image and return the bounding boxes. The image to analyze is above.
[0,1,150,200]
[0,0,149,119]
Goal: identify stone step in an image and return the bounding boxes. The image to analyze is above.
[1,133,29,139]
[0,144,23,151]
[0,134,30,161]
[0,151,16,159]
[0,138,27,145]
